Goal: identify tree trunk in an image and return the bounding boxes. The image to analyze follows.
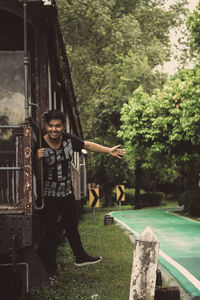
[180,161,200,190]
[103,184,114,207]
[135,161,142,209]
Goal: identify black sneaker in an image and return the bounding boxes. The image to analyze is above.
[75,255,102,267]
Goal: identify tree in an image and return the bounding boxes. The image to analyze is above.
[86,96,132,206]
[57,0,187,135]
[119,66,200,207]
[187,1,200,55]
[57,0,188,206]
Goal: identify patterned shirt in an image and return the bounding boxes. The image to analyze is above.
[38,132,84,197]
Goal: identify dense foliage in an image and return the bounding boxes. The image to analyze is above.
[178,189,200,216]
[57,0,188,206]
[119,66,200,210]
[117,2,200,213]
[57,0,187,135]
[187,1,200,55]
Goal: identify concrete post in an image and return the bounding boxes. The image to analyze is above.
[129,226,160,300]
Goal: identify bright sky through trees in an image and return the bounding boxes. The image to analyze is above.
[164,0,199,74]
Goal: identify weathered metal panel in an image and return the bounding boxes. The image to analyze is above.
[0,0,23,17]
[23,127,33,215]
[0,9,24,50]
[0,214,32,256]
[17,134,25,204]
[37,30,49,114]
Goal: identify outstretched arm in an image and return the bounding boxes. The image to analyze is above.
[84,141,126,159]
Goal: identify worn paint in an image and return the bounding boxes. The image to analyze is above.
[129,227,160,300]
[23,127,33,215]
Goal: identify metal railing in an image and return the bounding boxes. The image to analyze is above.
[0,161,23,205]
[0,124,45,210]
[0,126,23,129]
[0,126,24,205]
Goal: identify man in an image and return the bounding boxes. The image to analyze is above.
[36,110,125,276]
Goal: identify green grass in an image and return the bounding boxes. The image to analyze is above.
[25,207,133,300]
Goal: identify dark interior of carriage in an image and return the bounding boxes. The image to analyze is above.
[0,8,29,205]
[0,52,25,204]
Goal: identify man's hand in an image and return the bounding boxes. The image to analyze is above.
[110,145,126,159]
[84,141,126,158]
[37,148,45,159]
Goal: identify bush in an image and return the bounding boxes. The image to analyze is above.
[112,188,166,207]
[140,192,166,207]
[123,188,135,205]
[178,189,200,217]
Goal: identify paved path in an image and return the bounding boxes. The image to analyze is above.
[111,207,200,298]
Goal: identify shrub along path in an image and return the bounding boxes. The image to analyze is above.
[111,207,200,298]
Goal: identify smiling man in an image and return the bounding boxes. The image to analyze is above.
[36,110,125,277]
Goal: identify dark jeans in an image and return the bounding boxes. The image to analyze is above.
[38,194,85,272]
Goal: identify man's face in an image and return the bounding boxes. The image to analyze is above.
[45,119,64,140]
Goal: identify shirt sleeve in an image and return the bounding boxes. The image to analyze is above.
[65,132,84,152]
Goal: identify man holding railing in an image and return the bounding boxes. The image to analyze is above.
[36,110,125,277]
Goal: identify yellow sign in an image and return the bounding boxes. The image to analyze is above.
[89,188,99,208]
[116,185,125,202]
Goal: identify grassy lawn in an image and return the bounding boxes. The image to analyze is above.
[25,206,134,300]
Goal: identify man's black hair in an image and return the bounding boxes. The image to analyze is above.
[43,110,66,124]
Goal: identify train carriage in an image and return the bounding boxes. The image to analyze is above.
[0,0,87,296]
